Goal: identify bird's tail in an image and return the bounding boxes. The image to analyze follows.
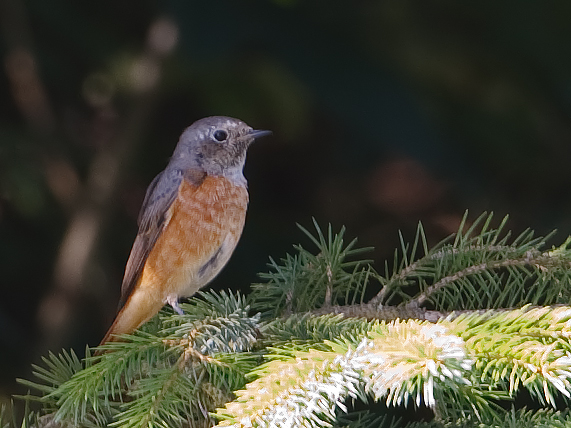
[98,310,131,347]
[97,291,164,352]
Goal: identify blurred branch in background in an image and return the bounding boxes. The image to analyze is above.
[39,17,179,352]
[1,0,55,135]
[2,0,179,352]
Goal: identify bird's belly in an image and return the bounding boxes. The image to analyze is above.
[139,175,248,300]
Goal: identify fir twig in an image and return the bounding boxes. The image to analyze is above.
[406,248,569,308]
[8,213,571,428]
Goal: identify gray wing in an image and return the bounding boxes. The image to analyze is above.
[118,168,183,310]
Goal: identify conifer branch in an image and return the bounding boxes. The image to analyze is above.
[308,302,444,322]
[216,320,478,427]
[8,213,571,427]
[406,248,570,308]
[370,244,522,306]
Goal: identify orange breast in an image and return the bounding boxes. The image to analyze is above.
[137,175,249,301]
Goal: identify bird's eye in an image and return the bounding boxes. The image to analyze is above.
[213,130,228,142]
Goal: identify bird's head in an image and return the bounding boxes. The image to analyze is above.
[171,116,271,183]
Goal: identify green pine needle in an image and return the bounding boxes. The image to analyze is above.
[8,213,571,428]
[251,219,374,317]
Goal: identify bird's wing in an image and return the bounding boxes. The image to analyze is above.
[118,167,206,310]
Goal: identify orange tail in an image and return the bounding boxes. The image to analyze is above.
[98,289,165,348]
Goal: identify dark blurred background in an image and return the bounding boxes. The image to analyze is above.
[2,0,571,400]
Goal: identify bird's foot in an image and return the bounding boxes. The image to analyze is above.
[166,294,184,315]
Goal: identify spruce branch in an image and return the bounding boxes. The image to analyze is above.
[261,313,375,351]
[308,302,443,322]
[16,290,261,428]
[251,220,373,318]
[370,212,570,311]
[449,306,571,407]
[252,213,571,324]
[215,319,499,427]
[406,247,569,308]
[17,349,84,408]
[10,213,571,428]
[215,308,571,427]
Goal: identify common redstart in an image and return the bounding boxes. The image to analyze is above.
[100,116,271,345]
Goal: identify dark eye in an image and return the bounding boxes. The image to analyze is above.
[213,130,228,142]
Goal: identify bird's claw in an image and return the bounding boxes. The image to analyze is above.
[166,295,184,315]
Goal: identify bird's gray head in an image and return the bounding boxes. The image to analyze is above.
[170,116,271,183]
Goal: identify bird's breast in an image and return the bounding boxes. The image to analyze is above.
[139,175,249,298]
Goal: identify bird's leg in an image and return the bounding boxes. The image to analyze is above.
[166,294,184,315]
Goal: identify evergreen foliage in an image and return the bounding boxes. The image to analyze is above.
[9,212,571,427]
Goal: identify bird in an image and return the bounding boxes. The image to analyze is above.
[99,116,271,346]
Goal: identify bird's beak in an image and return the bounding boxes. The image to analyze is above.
[249,129,272,140]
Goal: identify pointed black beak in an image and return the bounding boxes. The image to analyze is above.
[249,129,272,140]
